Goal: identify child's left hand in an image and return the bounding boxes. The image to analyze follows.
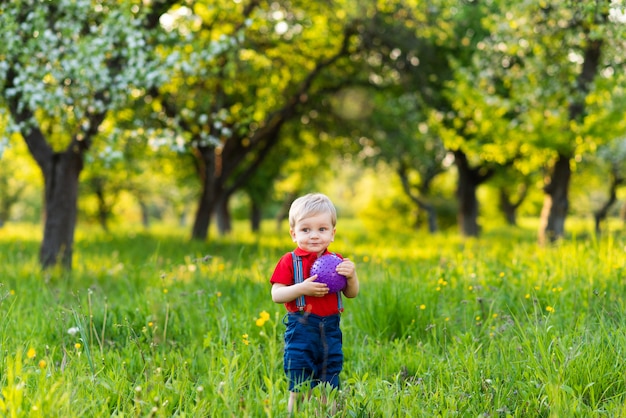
[336,259,356,279]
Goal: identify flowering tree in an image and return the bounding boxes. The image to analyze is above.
[0,0,174,268]
[476,0,626,242]
[149,0,364,240]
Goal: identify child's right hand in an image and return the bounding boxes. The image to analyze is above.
[301,275,329,297]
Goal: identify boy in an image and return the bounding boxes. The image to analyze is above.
[270,193,360,414]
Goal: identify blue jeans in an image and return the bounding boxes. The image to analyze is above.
[283,312,343,392]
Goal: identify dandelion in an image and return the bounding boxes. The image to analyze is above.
[255,310,271,327]
[163,289,168,294]
[38,360,47,369]
[9,290,15,296]
[27,348,36,359]
[492,313,498,319]
[67,327,80,336]
[525,294,530,299]
[362,256,370,262]
[499,272,505,278]
[476,316,481,321]
[216,291,222,297]
[468,286,473,291]
[419,304,426,310]
[546,306,555,313]
[242,334,249,346]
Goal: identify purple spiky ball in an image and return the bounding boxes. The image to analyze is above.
[310,254,346,293]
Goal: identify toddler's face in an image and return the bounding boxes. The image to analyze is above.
[290,212,336,256]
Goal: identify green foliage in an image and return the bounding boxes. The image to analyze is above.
[0,137,42,224]
[2,221,626,415]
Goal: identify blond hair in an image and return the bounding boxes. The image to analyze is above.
[288,193,337,228]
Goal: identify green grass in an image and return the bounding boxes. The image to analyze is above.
[0,221,626,417]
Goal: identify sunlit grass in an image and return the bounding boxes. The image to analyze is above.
[0,220,625,416]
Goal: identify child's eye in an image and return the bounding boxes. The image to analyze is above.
[302,228,310,233]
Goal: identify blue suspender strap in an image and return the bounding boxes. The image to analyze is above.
[337,290,343,312]
[291,251,306,311]
[292,251,344,313]
[330,252,344,312]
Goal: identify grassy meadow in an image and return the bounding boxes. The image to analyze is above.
[1,220,626,417]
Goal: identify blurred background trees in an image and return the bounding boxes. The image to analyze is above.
[1,0,626,269]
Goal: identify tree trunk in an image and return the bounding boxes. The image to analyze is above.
[0,175,22,228]
[498,183,528,226]
[499,189,517,226]
[138,199,150,229]
[424,205,438,233]
[538,153,570,244]
[216,195,231,235]
[457,172,480,237]
[94,179,109,233]
[250,199,262,232]
[397,165,439,233]
[539,35,602,243]
[593,170,622,236]
[191,145,217,240]
[276,191,297,232]
[454,150,493,237]
[40,150,83,269]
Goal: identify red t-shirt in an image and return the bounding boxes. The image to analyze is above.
[270,247,343,316]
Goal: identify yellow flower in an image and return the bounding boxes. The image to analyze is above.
[419,304,426,310]
[525,294,530,299]
[216,291,222,297]
[546,306,555,313]
[148,322,154,327]
[163,288,168,294]
[255,311,271,326]
[38,360,47,369]
[75,343,82,350]
[27,348,36,359]
[475,316,481,321]
[362,256,370,262]
[242,334,249,346]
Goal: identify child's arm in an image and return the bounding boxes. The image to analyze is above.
[337,259,359,298]
[271,275,329,304]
